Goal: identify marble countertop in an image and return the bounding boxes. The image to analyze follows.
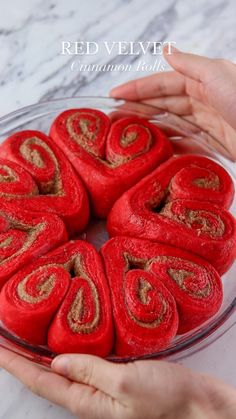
[0,0,236,417]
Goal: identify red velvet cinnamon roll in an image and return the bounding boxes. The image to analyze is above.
[108,155,236,274]
[0,202,67,288]
[0,131,89,235]
[50,109,173,217]
[0,240,113,355]
[101,237,223,355]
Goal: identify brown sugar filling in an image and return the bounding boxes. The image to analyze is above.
[193,175,220,190]
[138,278,152,304]
[66,113,100,152]
[0,165,17,183]
[78,118,96,141]
[0,212,45,266]
[122,254,167,328]
[128,290,167,329]
[66,114,153,167]
[0,164,38,198]
[168,267,211,297]
[160,203,225,238]
[17,271,55,304]
[124,253,212,300]
[16,254,100,334]
[0,236,13,248]
[121,131,138,146]
[65,255,100,334]
[19,137,64,196]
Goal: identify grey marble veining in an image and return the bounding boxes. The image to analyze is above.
[0,0,236,418]
[1,0,236,116]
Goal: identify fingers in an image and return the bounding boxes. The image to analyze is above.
[109,100,164,122]
[110,49,217,103]
[109,50,213,102]
[0,348,91,412]
[110,71,186,100]
[52,354,127,400]
[142,95,192,115]
[110,50,213,100]
[0,348,116,418]
[164,47,212,83]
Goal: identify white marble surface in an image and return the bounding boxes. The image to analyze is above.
[0,0,236,417]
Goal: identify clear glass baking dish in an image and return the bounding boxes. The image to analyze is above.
[0,97,235,366]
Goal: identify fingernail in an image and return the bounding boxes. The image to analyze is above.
[51,356,70,374]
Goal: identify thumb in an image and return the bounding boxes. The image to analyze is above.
[52,354,126,399]
[164,47,212,83]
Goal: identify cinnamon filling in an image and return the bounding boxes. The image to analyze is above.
[20,143,45,168]
[66,114,153,167]
[0,165,17,183]
[123,253,147,271]
[19,137,64,196]
[65,255,100,334]
[17,272,55,304]
[168,267,211,297]
[0,162,38,198]
[0,212,45,266]
[78,118,96,141]
[127,293,167,329]
[123,254,167,328]
[66,113,100,152]
[124,253,212,300]
[121,131,138,146]
[160,203,225,238]
[138,278,152,304]
[193,175,220,190]
[67,281,100,334]
[0,236,13,248]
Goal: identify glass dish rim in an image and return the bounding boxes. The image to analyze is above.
[0,95,235,366]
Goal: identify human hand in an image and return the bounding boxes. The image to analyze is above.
[110,48,236,159]
[1,347,236,419]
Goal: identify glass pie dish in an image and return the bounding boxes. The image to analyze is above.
[0,96,235,366]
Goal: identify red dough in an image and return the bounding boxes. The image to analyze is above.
[148,250,223,334]
[0,131,89,235]
[0,202,67,289]
[114,269,178,356]
[108,156,236,274]
[49,109,173,217]
[101,238,179,356]
[0,108,235,357]
[0,241,113,355]
[0,266,70,344]
[168,155,234,209]
[101,237,223,352]
[45,241,113,356]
